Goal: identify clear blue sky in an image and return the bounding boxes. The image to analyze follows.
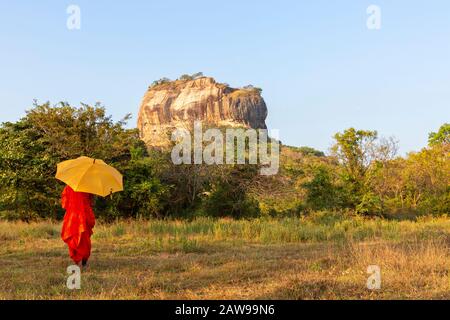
[0,0,449,154]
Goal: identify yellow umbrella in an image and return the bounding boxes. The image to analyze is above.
[55,156,123,197]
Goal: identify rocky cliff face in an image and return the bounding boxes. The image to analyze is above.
[137,77,268,147]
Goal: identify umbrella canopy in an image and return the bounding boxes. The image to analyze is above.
[56,156,123,197]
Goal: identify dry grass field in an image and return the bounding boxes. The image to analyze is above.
[2,213,450,299]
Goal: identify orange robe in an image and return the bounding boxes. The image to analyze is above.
[61,186,95,264]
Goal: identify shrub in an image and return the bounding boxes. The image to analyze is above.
[0,102,146,220]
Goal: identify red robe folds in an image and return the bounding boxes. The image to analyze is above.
[61,186,96,264]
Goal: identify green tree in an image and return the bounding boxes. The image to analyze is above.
[179,74,193,81]
[331,128,378,208]
[151,77,171,87]
[331,128,398,214]
[202,165,260,218]
[402,145,450,213]
[191,72,204,79]
[100,154,170,220]
[302,165,339,210]
[332,128,378,183]
[0,102,145,220]
[428,123,450,146]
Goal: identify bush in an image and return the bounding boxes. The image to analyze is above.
[202,165,261,219]
[98,156,170,220]
[0,102,146,220]
[356,192,383,216]
[203,184,260,219]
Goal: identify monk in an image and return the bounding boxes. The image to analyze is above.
[61,185,96,267]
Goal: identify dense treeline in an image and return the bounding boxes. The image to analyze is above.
[0,102,448,221]
[277,129,449,216]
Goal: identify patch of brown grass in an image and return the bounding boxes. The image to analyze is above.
[1,218,450,299]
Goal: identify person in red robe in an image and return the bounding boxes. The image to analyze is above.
[61,185,96,267]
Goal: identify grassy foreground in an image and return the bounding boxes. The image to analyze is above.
[2,213,450,299]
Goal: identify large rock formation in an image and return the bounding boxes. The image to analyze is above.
[137,77,268,147]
